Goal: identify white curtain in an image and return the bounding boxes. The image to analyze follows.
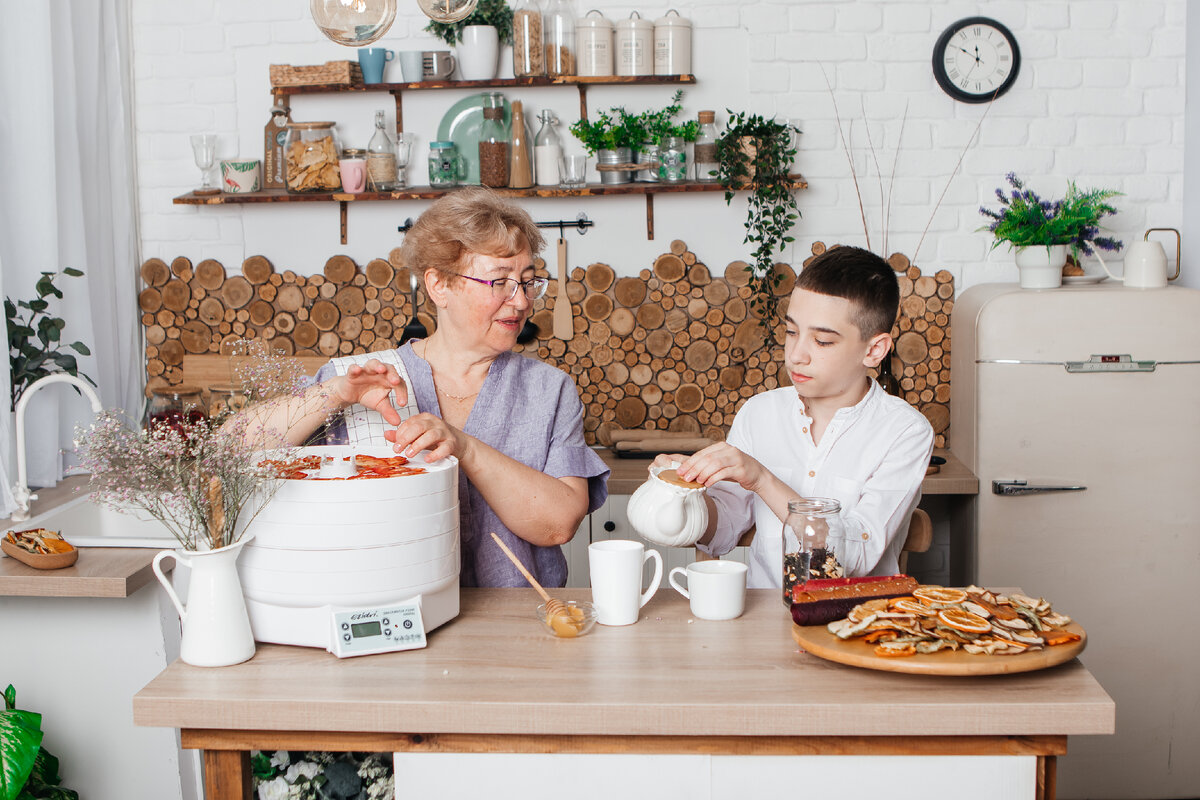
[0,0,141,515]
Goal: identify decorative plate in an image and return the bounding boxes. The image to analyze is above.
[436,93,512,185]
[1062,274,1108,285]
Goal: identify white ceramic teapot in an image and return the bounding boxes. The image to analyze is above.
[1095,228,1181,288]
[625,462,709,547]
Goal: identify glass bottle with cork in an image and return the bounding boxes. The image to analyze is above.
[367,110,399,191]
[693,110,718,183]
[263,105,292,189]
[876,349,900,395]
[478,92,510,188]
[508,100,533,188]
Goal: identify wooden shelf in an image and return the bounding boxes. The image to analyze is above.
[174,177,809,242]
[270,74,696,97]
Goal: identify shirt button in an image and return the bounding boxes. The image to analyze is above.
[808,470,815,477]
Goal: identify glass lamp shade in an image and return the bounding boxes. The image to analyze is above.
[310,0,397,46]
[417,0,479,24]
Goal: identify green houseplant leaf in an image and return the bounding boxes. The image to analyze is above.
[6,269,96,410]
[1,685,43,800]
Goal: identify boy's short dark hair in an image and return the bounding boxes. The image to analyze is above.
[795,246,899,339]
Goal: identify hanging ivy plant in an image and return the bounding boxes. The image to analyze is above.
[715,112,802,343]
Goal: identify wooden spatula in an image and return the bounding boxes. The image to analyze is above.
[552,237,572,340]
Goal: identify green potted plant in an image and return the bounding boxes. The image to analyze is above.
[715,112,802,337]
[637,91,699,183]
[0,684,79,800]
[5,268,94,411]
[979,172,1122,289]
[424,0,514,80]
[569,106,644,185]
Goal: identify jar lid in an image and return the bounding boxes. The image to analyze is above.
[342,147,366,156]
[655,8,691,27]
[617,10,653,29]
[430,140,457,149]
[286,121,336,129]
[151,384,202,396]
[577,9,613,28]
[698,110,715,123]
[208,383,246,393]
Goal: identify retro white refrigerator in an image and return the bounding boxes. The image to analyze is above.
[951,283,1200,800]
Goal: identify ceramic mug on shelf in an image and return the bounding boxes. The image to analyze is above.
[423,51,456,80]
[669,560,748,621]
[358,47,394,84]
[588,539,662,626]
[338,157,366,194]
[399,50,425,82]
[220,159,261,193]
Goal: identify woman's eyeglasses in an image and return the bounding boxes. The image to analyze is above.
[454,273,549,300]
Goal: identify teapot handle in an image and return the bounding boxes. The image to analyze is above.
[1093,248,1122,282]
[1146,227,1181,280]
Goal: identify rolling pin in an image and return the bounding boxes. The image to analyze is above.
[608,430,713,443]
[613,438,714,453]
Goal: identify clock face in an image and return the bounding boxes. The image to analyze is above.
[933,17,1021,103]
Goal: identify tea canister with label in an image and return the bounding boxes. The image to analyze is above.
[653,9,691,76]
[615,11,653,77]
[575,9,613,77]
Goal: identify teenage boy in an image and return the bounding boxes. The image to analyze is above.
[661,246,934,587]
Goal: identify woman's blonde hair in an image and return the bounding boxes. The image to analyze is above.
[399,187,545,285]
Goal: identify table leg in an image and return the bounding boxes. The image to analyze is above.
[1037,755,1057,800]
[202,750,251,800]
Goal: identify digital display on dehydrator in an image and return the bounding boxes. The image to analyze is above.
[350,621,383,638]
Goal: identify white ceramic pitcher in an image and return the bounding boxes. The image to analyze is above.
[1096,228,1181,288]
[153,536,256,667]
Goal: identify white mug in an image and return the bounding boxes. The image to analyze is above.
[588,539,663,626]
[669,561,748,621]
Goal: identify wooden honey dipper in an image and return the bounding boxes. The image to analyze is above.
[489,532,567,618]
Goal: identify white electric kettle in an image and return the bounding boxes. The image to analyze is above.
[1096,227,1181,288]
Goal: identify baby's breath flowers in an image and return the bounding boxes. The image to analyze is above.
[74,341,318,551]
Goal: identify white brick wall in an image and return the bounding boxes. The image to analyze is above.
[131,0,1187,293]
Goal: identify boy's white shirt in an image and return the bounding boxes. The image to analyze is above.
[699,380,935,589]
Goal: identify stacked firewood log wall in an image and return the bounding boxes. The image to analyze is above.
[138,240,951,448]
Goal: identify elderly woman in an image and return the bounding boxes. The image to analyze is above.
[246,188,608,587]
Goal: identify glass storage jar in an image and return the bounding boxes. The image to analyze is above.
[147,385,206,435]
[428,141,464,187]
[283,121,343,193]
[512,0,544,76]
[781,498,846,606]
[478,92,510,187]
[543,0,577,77]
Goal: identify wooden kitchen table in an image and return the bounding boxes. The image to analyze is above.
[134,588,1112,800]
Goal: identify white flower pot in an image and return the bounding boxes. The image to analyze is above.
[457,25,500,80]
[1014,245,1067,289]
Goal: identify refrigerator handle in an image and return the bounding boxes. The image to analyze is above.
[992,480,1087,496]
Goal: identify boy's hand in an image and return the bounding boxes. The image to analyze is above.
[332,360,408,427]
[673,442,769,493]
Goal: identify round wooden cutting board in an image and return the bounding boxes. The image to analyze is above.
[791,621,1087,676]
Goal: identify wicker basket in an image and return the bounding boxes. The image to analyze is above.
[269,61,363,88]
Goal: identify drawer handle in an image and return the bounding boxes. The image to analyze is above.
[992,480,1087,496]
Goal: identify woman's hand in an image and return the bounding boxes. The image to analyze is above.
[332,360,408,425]
[385,412,466,463]
[673,442,770,493]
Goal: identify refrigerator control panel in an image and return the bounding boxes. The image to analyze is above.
[1065,354,1156,373]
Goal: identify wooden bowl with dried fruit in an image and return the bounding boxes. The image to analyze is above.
[2,528,78,569]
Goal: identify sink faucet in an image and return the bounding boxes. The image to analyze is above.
[10,374,103,521]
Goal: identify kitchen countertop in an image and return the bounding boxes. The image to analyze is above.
[134,588,1112,738]
[0,476,165,598]
[600,447,978,496]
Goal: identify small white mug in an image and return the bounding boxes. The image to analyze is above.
[669,560,748,621]
[588,540,663,626]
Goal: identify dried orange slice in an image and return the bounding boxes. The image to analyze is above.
[1042,629,1082,646]
[914,586,968,605]
[874,642,916,657]
[937,607,991,634]
[890,598,938,617]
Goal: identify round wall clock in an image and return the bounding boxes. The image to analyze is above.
[932,17,1021,103]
